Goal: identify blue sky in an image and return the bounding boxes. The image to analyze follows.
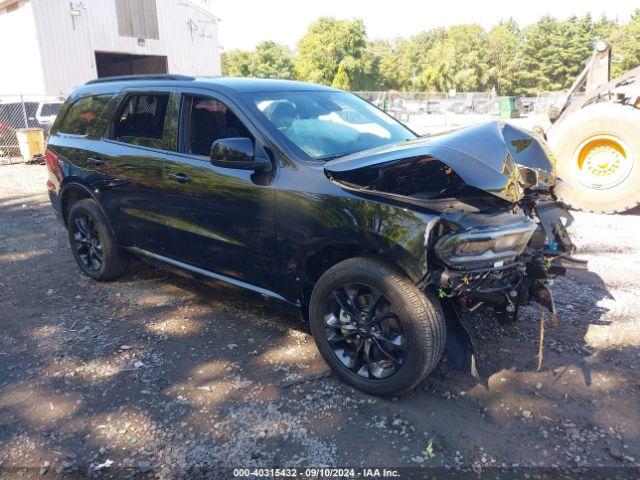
[212,0,638,51]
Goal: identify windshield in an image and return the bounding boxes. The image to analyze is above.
[247,91,416,160]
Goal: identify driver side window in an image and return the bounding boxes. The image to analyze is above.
[181,95,252,157]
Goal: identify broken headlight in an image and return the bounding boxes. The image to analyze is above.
[435,221,536,269]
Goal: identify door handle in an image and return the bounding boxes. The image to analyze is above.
[168,172,191,184]
[87,157,106,165]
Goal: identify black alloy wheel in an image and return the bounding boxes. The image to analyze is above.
[322,282,407,380]
[70,213,104,272]
[309,257,446,396]
[67,199,127,281]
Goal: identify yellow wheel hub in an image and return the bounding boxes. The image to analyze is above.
[574,136,633,189]
[578,139,625,177]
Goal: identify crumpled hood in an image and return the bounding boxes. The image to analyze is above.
[325,121,557,203]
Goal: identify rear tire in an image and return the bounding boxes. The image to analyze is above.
[547,103,640,214]
[309,257,445,396]
[67,199,127,281]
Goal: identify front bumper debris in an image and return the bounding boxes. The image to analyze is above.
[434,200,584,303]
[432,199,587,377]
[438,262,525,295]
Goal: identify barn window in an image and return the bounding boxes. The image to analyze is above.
[116,0,159,40]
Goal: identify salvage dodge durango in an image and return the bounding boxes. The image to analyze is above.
[45,75,587,396]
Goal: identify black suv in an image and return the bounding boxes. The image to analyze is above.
[46,75,585,396]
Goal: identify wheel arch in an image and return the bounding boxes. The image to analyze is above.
[60,182,117,240]
[60,182,93,225]
[297,239,427,319]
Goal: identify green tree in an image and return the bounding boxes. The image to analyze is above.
[593,15,620,43]
[518,15,604,94]
[483,20,523,95]
[221,41,293,79]
[611,9,640,78]
[417,24,488,92]
[221,49,252,77]
[354,46,381,90]
[250,41,294,79]
[517,16,564,93]
[294,17,367,87]
[223,13,638,94]
[332,62,351,89]
[367,39,403,90]
[561,15,599,85]
[383,29,447,90]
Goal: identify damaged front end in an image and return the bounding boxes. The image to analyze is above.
[326,121,588,375]
[427,199,586,376]
[431,200,585,324]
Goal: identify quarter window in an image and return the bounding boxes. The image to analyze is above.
[111,94,171,149]
[58,95,112,136]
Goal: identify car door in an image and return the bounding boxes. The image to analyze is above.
[158,90,278,291]
[89,88,180,255]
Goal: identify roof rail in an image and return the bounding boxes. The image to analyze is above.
[85,74,195,85]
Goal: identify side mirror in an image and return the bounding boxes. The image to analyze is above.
[210,137,271,172]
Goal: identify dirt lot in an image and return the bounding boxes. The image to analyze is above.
[1,163,639,478]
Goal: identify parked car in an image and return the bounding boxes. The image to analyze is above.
[397,99,443,115]
[425,101,441,114]
[0,97,62,157]
[520,98,536,114]
[45,75,586,396]
[402,99,426,114]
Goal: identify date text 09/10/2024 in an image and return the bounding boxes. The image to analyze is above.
[232,468,400,477]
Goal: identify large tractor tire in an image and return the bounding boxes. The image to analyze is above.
[547,103,640,214]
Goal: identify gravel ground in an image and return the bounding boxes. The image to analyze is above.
[1,163,639,479]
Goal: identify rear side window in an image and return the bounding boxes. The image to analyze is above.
[111,94,170,149]
[58,95,112,135]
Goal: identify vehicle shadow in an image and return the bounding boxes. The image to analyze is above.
[457,267,613,386]
[113,260,306,333]
[622,205,640,216]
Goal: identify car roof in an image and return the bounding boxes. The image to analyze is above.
[197,77,338,93]
[75,75,339,97]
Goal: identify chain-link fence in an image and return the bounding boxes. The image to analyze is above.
[354,91,584,135]
[355,91,579,116]
[0,94,65,163]
[356,91,498,117]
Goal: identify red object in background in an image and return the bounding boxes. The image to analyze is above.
[45,148,62,182]
[0,121,8,133]
[194,100,228,113]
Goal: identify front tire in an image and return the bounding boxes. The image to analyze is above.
[309,257,445,396]
[67,199,127,281]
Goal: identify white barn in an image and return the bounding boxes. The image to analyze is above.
[0,0,221,95]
